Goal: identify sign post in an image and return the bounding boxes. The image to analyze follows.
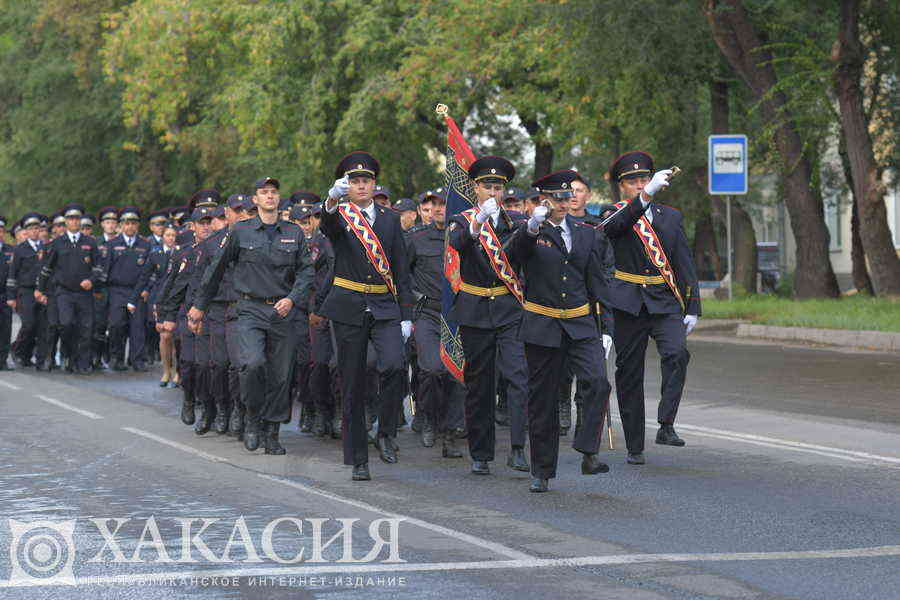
[708,135,748,300]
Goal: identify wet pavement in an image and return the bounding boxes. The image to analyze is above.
[0,335,898,599]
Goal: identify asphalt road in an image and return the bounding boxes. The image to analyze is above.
[0,334,898,599]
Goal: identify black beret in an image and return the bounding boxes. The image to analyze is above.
[609,151,653,181]
[468,156,515,184]
[335,151,380,179]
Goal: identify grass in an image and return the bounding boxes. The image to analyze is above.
[702,295,900,332]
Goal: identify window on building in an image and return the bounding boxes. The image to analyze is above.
[825,197,842,251]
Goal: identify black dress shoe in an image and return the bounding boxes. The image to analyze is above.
[243,421,261,451]
[530,478,549,493]
[180,398,196,426]
[228,408,244,438]
[627,452,645,465]
[506,447,529,472]
[656,424,685,447]
[581,453,610,474]
[471,460,490,475]
[264,422,286,455]
[376,436,397,464]
[352,463,371,481]
[194,404,213,435]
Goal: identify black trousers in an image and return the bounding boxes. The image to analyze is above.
[525,333,611,479]
[235,299,302,424]
[15,289,47,364]
[108,286,146,363]
[414,309,464,434]
[207,302,231,409]
[612,308,690,454]
[0,303,11,361]
[57,289,94,370]
[225,306,242,412]
[92,289,109,360]
[333,315,405,466]
[309,319,334,418]
[459,322,528,462]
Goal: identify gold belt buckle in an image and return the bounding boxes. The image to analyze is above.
[559,308,568,319]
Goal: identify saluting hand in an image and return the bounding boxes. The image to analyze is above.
[528,205,548,232]
[327,176,350,201]
[642,169,673,198]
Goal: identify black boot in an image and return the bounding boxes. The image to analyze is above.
[243,417,261,451]
[421,422,435,448]
[656,424,685,447]
[181,389,196,426]
[194,399,214,435]
[580,453,610,474]
[506,447,529,472]
[228,403,244,438]
[442,434,462,458]
[264,421,286,455]
[213,401,229,434]
[312,412,326,438]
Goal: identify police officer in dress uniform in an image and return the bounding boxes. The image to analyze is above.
[406,191,465,457]
[35,204,104,375]
[507,170,613,493]
[43,212,66,370]
[7,213,48,369]
[604,152,701,465]
[105,206,153,372]
[447,156,530,476]
[190,177,314,456]
[320,152,414,481]
[0,215,14,369]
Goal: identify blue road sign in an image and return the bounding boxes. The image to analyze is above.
[708,134,748,195]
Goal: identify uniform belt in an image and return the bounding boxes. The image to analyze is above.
[614,270,665,285]
[459,282,509,297]
[523,301,590,319]
[241,293,279,305]
[333,276,389,294]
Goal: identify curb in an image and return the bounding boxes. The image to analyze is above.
[735,323,900,353]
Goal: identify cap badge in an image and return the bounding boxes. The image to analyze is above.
[490,168,496,174]
[634,163,639,169]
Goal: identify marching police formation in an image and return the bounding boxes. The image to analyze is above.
[2,149,700,492]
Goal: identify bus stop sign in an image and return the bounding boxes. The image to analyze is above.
[708,134,748,195]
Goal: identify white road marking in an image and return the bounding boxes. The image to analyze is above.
[4,545,899,588]
[35,395,103,420]
[259,473,532,561]
[0,380,22,390]
[607,411,900,466]
[122,427,229,463]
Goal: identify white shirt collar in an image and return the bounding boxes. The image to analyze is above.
[361,202,376,223]
[69,232,79,243]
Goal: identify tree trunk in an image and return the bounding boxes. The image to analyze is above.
[838,124,875,295]
[832,0,900,295]
[693,214,722,280]
[521,117,553,179]
[704,0,840,298]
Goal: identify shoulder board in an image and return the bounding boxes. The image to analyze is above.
[572,220,600,230]
[658,204,681,213]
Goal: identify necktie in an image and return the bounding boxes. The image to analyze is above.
[556,225,570,253]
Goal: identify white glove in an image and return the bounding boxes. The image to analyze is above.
[401,320,413,342]
[643,169,673,197]
[683,314,698,336]
[328,176,349,200]
[476,198,499,224]
[527,205,548,231]
[602,334,613,359]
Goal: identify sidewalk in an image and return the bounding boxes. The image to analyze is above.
[695,319,900,353]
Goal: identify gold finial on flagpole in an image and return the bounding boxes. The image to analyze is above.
[435,103,449,117]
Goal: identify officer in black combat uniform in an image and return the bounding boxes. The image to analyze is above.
[406,191,465,457]
[507,169,613,493]
[105,206,153,372]
[190,177,314,456]
[7,213,48,369]
[604,152,701,465]
[35,204,104,374]
[320,152,414,481]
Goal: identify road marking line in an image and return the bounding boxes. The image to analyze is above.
[0,380,22,390]
[259,473,532,561]
[4,545,899,588]
[122,428,229,463]
[36,395,103,420]
[607,411,900,466]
